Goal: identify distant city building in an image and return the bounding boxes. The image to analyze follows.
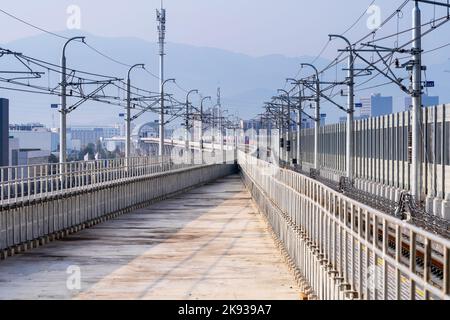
[404,94,439,111]
[0,98,9,167]
[9,125,59,153]
[240,119,262,131]
[68,125,121,148]
[8,137,50,170]
[9,123,45,131]
[8,122,55,166]
[8,137,19,166]
[13,149,50,166]
[359,93,393,118]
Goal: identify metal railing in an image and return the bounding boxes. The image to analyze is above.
[0,155,191,206]
[1,154,237,253]
[238,151,450,300]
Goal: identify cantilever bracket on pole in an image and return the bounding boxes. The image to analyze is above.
[295,79,347,86]
[359,43,409,54]
[66,81,112,113]
[301,81,348,114]
[130,100,160,121]
[300,110,318,123]
[353,50,409,94]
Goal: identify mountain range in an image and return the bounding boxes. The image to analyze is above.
[1,30,449,127]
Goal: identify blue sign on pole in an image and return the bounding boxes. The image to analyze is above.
[424,81,435,88]
[119,113,125,118]
[355,103,363,108]
[51,104,59,109]
[320,114,327,118]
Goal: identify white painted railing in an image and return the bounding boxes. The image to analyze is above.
[238,151,450,300]
[0,155,236,254]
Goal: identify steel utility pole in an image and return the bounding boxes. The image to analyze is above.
[272,99,284,164]
[217,88,225,163]
[185,89,199,163]
[300,64,321,171]
[126,64,145,163]
[287,78,303,166]
[329,35,355,182]
[200,96,211,164]
[157,2,167,158]
[411,0,424,203]
[60,36,85,165]
[296,85,302,167]
[159,78,175,157]
[278,89,292,165]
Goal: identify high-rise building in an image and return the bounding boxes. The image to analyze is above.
[404,94,439,111]
[359,93,393,118]
[0,99,9,167]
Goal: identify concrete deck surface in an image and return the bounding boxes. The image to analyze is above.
[0,175,299,300]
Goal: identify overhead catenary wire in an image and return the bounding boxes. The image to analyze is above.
[268,0,450,126]
[0,8,167,83]
[0,9,200,124]
[0,7,223,126]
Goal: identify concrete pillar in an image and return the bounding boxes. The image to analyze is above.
[441,193,450,220]
[433,193,443,217]
[425,196,434,215]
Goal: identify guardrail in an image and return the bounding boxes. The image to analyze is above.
[238,151,450,300]
[0,156,181,205]
[0,155,237,255]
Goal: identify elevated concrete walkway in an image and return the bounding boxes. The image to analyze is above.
[0,175,299,300]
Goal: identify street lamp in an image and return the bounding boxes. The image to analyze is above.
[200,96,212,164]
[186,89,199,163]
[329,34,355,183]
[126,64,145,163]
[60,36,85,165]
[159,78,175,158]
[300,63,321,171]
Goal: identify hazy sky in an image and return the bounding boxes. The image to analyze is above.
[1,0,448,59]
[1,0,449,126]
